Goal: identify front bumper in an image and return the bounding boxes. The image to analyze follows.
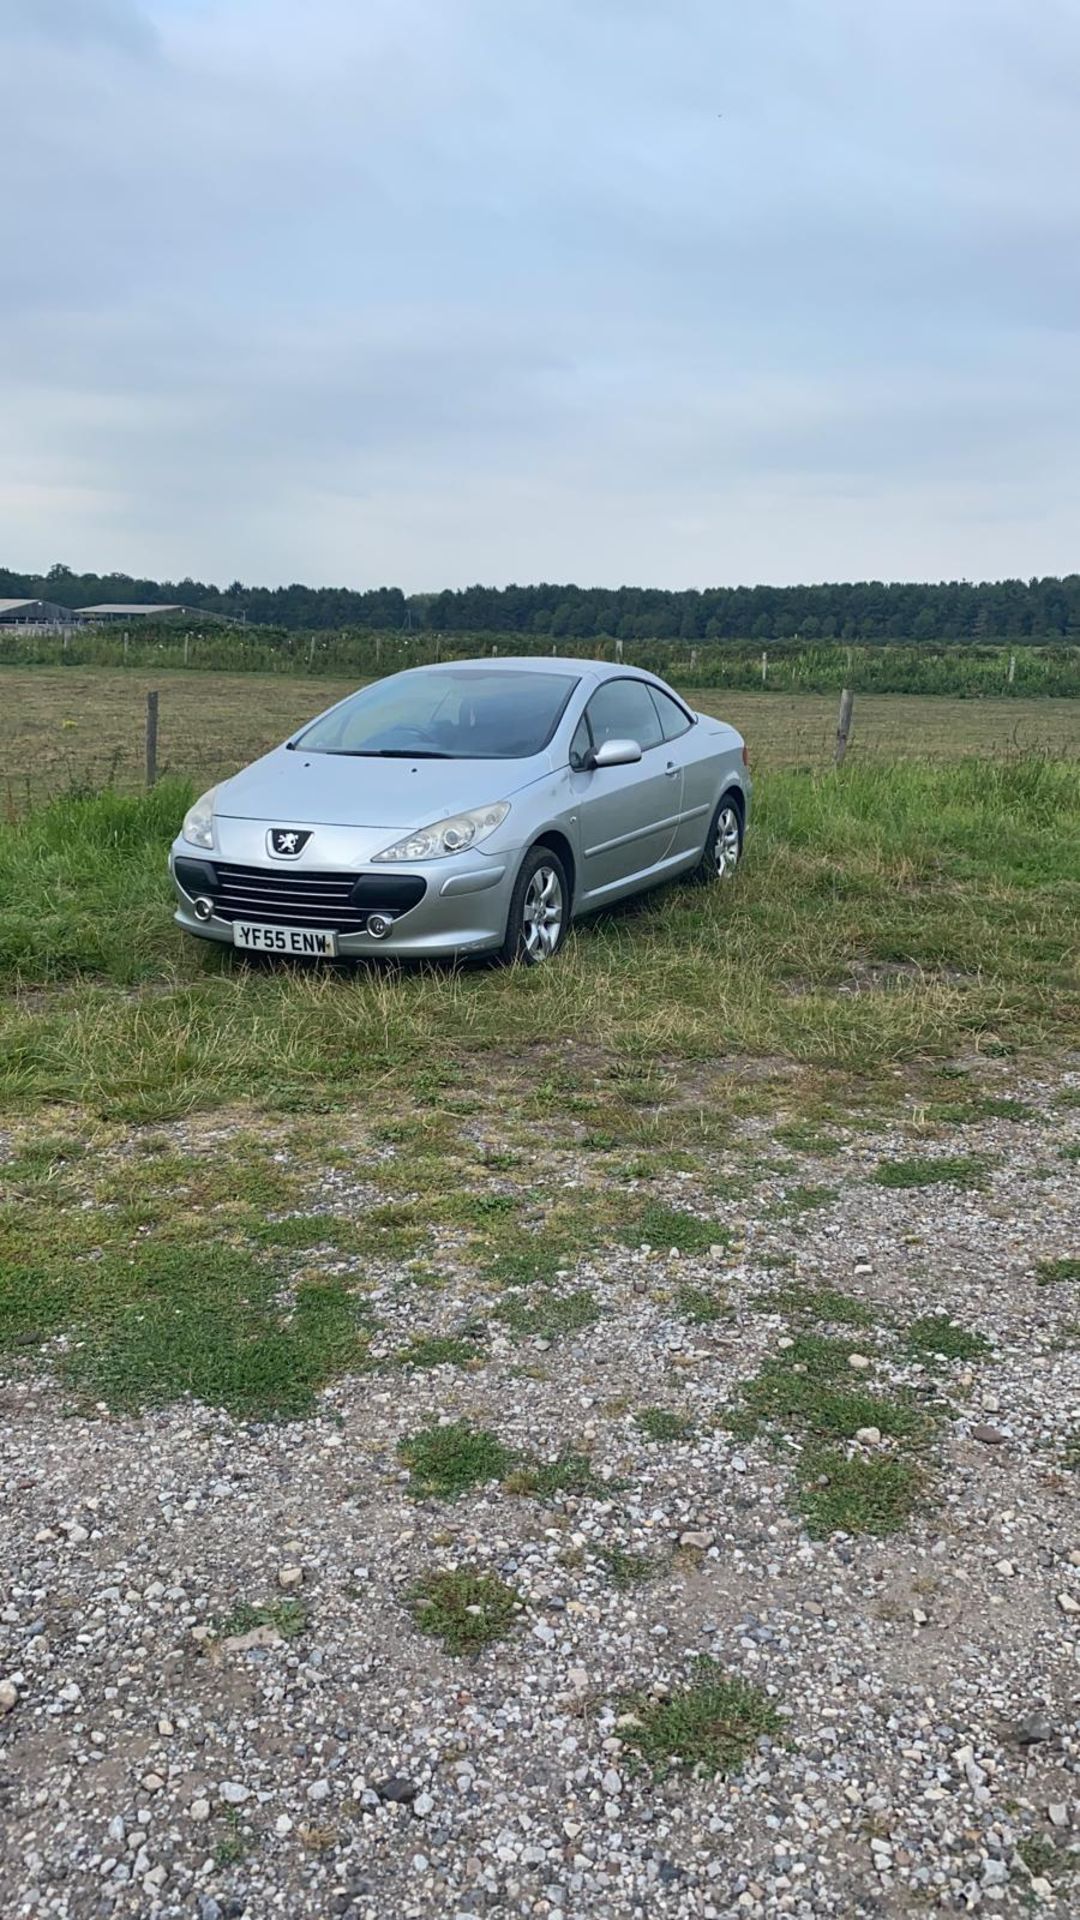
[169,827,518,959]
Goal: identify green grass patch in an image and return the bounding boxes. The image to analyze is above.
[496,1287,602,1340]
[796,1444,924,1537]
[627,1203,722,1255]
[217,1599,308,1641]
[768,1183,837,1219]
[597,1546,664,1588]
[1037,1257,1080,1286]
[398,1420,513,1500]
[392,1333,484,1370]
[619,1660,781,1777]
[505,1449,610,1500]
[761,1285,874,1328]
[772,1123,842,1155]
[904,1314,990,1364]
[724,1334,928,1445]
[635,1407,696,1443]
[675,1284,727,1326]
[873,1154,989,1190]
[410,1568,521,1654]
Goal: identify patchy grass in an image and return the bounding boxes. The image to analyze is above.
[1037,1257,1080,1286]
[619,1660,782,1777]
[398,1420,513,1500]
[904,1314,990,1365]
[627,1203,722,1255]
[772,1122,843,1155]
[410,1568,521,1654]
[768,1183,837,1219]
[874,1154,990,1190]
[761,1285,874,1328]
[635,1407,696,1444]
[392,1333,484,1371]
[598,1546,663,1588]
[724,1334,928,1445]
[496,1287,602,1340]
[217,1599,309,1642]
[796,1445,925,1537]
[675,1284,727,1326]
[505,1449,611,1500]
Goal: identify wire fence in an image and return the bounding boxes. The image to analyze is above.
[7,670,1078,818]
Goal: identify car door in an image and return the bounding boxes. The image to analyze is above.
[570,678,684,903]
[649,686,713,859]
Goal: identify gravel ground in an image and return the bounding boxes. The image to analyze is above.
[2,1067,1079,1919]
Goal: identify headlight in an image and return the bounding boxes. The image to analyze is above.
[372,801,510,863]
[182,786,218,851]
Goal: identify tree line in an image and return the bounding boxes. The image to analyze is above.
[5,561,1080,643]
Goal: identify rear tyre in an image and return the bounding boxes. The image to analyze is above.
[499,845,570,966]
[692,795,743,884]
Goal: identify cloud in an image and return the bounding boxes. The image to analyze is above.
[1,0,1079,586]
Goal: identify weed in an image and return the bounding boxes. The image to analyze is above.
[724,1334,928,1445]
[505,1449,611,1499]
[393,1334,483,1370]
[598,1546,663,1588]
[496,1288,601,1340]
[796,1444,924,1536]
[635,1408,696,1443]
[904,1314,990,1364]
[620,1660,781,1776]
[772,1123,842,1155]
[769,1183,837,1219]
[874,1155,989,1190]
[410,1568,521,1654]
[676,1285,727,1326]
[628,1203,722,1255]
[762,1285,873,1328]
[1037,1257,1080,1286]
[398,1420,513,1500]
[217,1599,308,1641]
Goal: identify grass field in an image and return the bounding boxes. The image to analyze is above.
[6,664,1079,807]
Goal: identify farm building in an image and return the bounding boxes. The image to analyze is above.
[0,597,76,625]
[76,603,187,620]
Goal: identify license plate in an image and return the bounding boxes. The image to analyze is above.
[231,921,338,957]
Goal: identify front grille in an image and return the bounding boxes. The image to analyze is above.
[186,861,426,931]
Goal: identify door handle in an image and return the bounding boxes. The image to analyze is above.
[664,761,678,778]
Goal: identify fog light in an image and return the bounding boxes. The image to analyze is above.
[367,913,392,939]
[193,895,214,922]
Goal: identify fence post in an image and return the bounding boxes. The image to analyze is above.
[689,646,698,672]
[615,638,624,663]
[308,635,315,667]
[183,633,190,667]
[760,650,768,684]
[834,687,855,767]
[123,631,129,661]
[376,633,382,667]
[1008,652,1016,685]
[145,690,159,788]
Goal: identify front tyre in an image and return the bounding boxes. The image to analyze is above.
[693,796,743,884]
[500,846,569,965]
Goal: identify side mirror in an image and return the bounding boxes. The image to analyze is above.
[590,737,643,769]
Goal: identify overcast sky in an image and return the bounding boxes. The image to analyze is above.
[2,0,1079,591]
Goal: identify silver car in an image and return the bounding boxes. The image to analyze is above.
[169,658,750,964]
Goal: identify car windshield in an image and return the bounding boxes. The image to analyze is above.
[293,668,580,761]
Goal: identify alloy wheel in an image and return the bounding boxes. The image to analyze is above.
[714,806,741,878]
[522,863,564,959]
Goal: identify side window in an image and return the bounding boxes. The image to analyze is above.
[650,687,693,742]
[585,679,664,753]
[569,714,592,770]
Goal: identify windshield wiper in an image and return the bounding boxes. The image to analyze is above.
[336,747,452,759]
